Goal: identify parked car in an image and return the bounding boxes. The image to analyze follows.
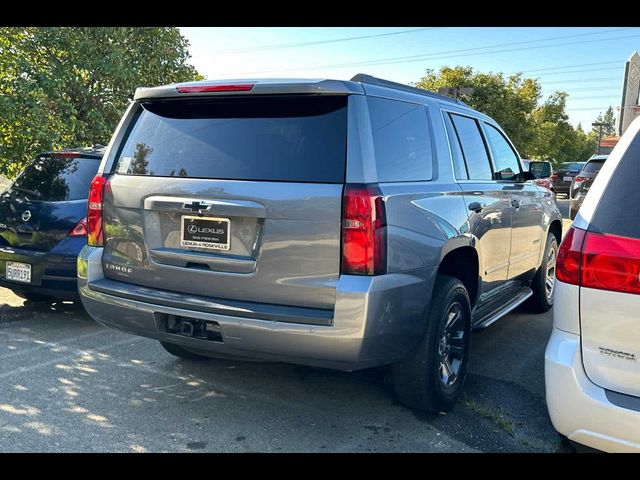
[0,146,104,301]
[568,155,608,220]
[522,159,554,192]
[545,117,640,452]
[78,74,561,412]
[551,161,586,196]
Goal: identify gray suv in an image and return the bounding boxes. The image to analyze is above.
[78,74,562,412]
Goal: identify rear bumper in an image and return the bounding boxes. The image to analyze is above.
[0,239,84,299]
[553,183,571,194]
[545,327,640,452]
[78,246,436,371]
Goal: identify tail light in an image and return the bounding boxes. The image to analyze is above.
[87,175,109,246]
[574,176,588,183]
[68,217,87,237]
[176,84,254,93]
[582,232,640,294]
[341,184,387,275]
[551,173,559,181]
[556,226,640,294]
[556,227,587,285]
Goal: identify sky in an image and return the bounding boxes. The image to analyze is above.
[179,27,640,131]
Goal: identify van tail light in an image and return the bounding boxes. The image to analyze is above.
[87,175,109,247]
[556,226,640,295]
[556,227,587,285]
[582,231,640,295]
[341,184,387,276]
[574,176,588,183]
[68,217,87,237]
[551,173,559,181]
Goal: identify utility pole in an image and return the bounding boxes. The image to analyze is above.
[592,122,606,155]
[438,87,475,100]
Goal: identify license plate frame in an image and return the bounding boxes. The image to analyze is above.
[180,215,231,251]
[5,261,32,284]
[563,176,573,182]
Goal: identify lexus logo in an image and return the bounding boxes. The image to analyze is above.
[21,210,31,222]
[187,224,199,234]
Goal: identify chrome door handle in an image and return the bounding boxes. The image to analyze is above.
[511,199,521,208]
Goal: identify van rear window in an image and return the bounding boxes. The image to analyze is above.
[590,133,640,239]
[114,96,348,183]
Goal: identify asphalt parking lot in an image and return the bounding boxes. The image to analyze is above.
[0,199,574,453]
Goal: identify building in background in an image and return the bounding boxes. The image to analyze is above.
[598,136,620,155]
[617,51,640,136]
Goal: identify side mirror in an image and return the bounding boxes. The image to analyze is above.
[528,161,552,179]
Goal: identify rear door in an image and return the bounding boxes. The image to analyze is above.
[445,112,512,298]
[0,154,98,251]
[101,95,348,310]
[580,128,640,397]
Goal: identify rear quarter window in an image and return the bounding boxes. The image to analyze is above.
[367,96,433,182]
[590,133,640,239]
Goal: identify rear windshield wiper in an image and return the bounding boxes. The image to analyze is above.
[11,187,42,199]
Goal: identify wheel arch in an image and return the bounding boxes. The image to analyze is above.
[436,239,480,308]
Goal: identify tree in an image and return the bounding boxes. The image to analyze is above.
[593,106,616,137]
[0,27,203,177]
[414,66,597,166]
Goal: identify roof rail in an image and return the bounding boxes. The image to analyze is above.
[350,73,468,106]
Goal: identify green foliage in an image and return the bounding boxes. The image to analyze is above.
[415,66,597,167]
[593,106,616,136]
[0,27,203,178]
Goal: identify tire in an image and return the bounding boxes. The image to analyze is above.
[391,274,472,413]
[159,341,211,361]
[527,233,558,313]
[13,290,51,302]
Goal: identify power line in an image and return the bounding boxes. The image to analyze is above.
[236,28,638,75]
[541,86,621,93]
[209,27,440,54]
[507,60,625,75]
[569,95,622,100]
[522,66,621,78]
[539,76,622,85]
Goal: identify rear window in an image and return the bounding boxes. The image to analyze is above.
[558,162,584,171]
[114,96,348,183]
[8,155,99,202]
[581,160,605,174]
[590,132,640,239]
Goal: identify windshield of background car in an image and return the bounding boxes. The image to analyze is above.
[581,160,605,174]
[558,162,585,171]
[7,155,99,202]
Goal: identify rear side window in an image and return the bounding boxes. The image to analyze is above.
[9,156,99,202]
[114,96,348,183]
[367,97,433,182]
[449,113,492,180]
[590,134,640,239]
[484,123,521,181]
[443,113,468,180]
[582,160,605,174]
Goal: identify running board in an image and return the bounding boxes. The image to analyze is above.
[472,287,533,331]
